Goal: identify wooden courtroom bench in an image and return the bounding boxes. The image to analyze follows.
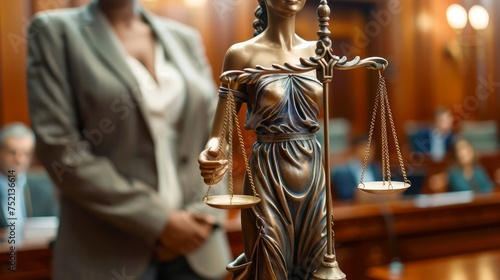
[366,249,500,280]
[226,192,500,280]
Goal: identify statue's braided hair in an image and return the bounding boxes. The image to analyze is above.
[252,0,268,37]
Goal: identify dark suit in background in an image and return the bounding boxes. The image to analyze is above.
[411,128,454,160]
[331,162,383,201]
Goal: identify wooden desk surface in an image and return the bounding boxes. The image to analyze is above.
[334,193,500,279]
[0,217,57,279]
[366,249,500,280]
[226,192,500,280]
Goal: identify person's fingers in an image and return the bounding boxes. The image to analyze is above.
[189,223,211,245]
[162,231,201,254]
[159,211,212,255]
[192,212,216,226]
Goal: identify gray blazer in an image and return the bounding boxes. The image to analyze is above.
[27,3,230,279]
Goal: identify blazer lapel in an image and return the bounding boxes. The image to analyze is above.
[141,10,202,160]
[80,3,139,94]
[79,2,154,136]
[141,10,197,98]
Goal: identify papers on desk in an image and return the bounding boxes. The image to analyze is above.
[0,216,58,252]
[24,216,59,241]
[414,191,474,208]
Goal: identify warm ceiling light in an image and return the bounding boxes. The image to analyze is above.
[184,0,207,9]
[446,4,467,30]
[468,5,489,31]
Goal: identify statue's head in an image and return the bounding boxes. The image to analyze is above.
[264,0,307,15]
[253,0,306,37]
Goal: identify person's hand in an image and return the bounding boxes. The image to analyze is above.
[157,211,215,257]
[198,147,229,185]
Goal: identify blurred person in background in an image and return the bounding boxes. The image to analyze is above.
[0,123,58,237]
[447,138,493,193]
[331,135,382,201]
[27,0,230,279]
[411,107,455,162]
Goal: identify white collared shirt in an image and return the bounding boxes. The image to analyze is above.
[123,43,187,211]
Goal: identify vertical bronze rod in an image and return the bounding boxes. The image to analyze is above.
[312,1,346,278]
[323,84,333,256]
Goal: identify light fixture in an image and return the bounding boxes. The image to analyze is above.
[445,3,489,60]
[446,4,467,30]
[184,0,208,9]
[446,3,490,32]
[468,5,489,31]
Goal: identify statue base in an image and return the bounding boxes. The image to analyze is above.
[312,254,346,280]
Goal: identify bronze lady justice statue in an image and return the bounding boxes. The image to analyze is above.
[199,0,398,278]
[199,0,327,278]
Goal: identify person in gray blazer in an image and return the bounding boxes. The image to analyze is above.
[27,0,231,279]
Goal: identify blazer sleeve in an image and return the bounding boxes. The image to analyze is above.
[27,15,170,245]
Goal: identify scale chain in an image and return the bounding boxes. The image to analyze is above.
[204,80,259,202]
[204,86,231,201]
[359,74,381,186]
[232,91,258,198]
[381,76,411,184]
[380,72,392,187]
[360,70,409,189]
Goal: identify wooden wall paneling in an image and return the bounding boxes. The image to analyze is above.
[209,0,255,79]
[31,0,72,14]
[431,0,466,116]
[368,0,403,138]
[476,0,499,130]
[330,5,370,137]
[413,0,435,121]
[0,0,31,125]
[386,0,417,145]
[71,0,90,7]
[496,0,500,133]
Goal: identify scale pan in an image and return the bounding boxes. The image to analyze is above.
[357,181,410,194]
[205,195,261,209]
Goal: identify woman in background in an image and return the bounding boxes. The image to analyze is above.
[447,138,493,193]
[27,0,230,279]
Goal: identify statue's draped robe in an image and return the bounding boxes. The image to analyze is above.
[223,74,327,280]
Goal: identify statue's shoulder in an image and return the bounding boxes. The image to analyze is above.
[222,38,263,71]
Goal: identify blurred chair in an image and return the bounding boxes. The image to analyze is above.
[460,120,498,153]
[404,120,424,145]
[317,118,350,154]
[25,168,59,217]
